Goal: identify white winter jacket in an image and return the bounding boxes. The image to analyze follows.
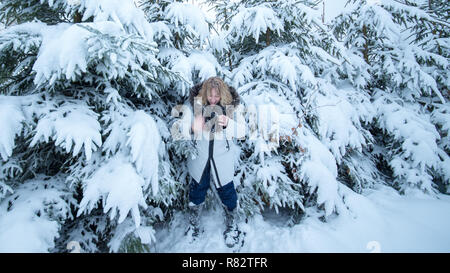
[176,84,246,188]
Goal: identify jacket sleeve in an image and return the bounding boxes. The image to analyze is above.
[224,104,246,140]
[171,104,194,140]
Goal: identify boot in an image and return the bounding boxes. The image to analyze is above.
[223,208,241,248]
[185,202,203,240]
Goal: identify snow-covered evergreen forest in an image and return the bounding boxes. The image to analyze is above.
[0,0,449,253]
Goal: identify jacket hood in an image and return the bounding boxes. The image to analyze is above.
[188,80,241,108]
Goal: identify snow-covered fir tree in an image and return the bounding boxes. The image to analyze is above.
[1,0,449,253]
[137,0,227,217]
[204,0,379,221]
[333,0,450,194]
[0,0,197,252]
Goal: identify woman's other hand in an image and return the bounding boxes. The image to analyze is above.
[218,115,229,127]
[192,114,205,134]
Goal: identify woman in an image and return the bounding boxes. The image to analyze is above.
[181,77,246,247]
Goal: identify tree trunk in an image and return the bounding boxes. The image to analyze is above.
[362,25,370,65]
[174,33,181,50]
[266,28,271,46]
[73,11,82,23]
[228,51,233,70]
[322,1,325,24]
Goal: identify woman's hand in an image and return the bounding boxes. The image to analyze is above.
[218,115,229,127]
[192,114,205,134]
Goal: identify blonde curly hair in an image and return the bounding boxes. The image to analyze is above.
[196,77,233,106]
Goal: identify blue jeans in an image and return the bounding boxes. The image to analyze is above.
[189,161,237,211]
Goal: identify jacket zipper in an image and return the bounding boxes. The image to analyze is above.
[211,158,223,188]
[208,128,224,188]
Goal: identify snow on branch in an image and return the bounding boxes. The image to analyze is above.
[31,22,160,94]
[187,50,221,81]
[382,0,450,27]
[0,21,43,54]
[73,0,155,40]
[126,110,161,196]
[227,4,283,44]
[102,106,161,192]
[431,104,450,151]
[234,45,318,91]
[158,49,222,94]
[374,92,444,194]
[77,155,148,228]
[30,100,102,161]
[278,0,327,32]
[165,2,210,44]
[296,129,344,217]
[0,175,73,252]
[314,89,369,164]
[78,108,161,228]
[0,96,25,161]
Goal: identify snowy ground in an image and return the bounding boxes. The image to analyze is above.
[153,185,450,253]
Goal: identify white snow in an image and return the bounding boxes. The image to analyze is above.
[158,48,220,90]
[153,185,450,253]
[187,50,220,81]
[0,95,25,161]
[165,2,210,44]
[77,154,148,228]
[30,100,102,161]
[126,110,161,196]
[323,0,352,22]
[1,181,449,253]
[79,0,155,40]
[32,22,127,86]
[227,4,283,44]
[296,130,342,217]
[0,0,449,255]
[0,176,72,253]
[373,92,445,193]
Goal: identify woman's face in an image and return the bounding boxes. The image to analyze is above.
[207,88,220,105]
